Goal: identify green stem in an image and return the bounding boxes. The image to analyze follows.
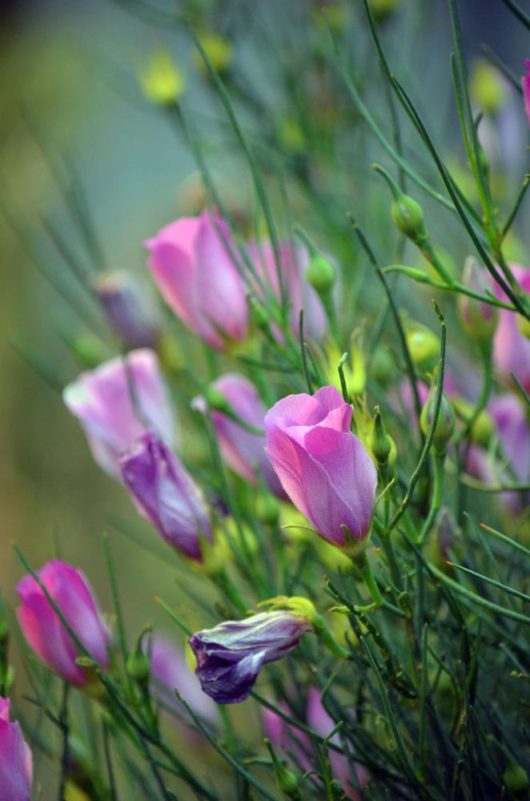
[417,452,445,544]
[352,550,384,609]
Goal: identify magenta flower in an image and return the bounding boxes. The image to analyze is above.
[248,241,327,340]
[93,271,161,349]
[522,60,530,125]
[307,689,367,800]
[189,611,312,704]
[148,634,219,724]
[146,210,249,350]
[119,432,212,562]
[265,386,377,548]
[194,373,284,496]
[493,265,530,393]
[0,699,32,801]
[17,560,111,687]
[63,349,176,477]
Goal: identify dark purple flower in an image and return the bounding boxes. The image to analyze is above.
[119,432,212,562]
[189,611,312,704]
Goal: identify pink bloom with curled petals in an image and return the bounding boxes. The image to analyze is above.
[265,386,377,548]
[146,210,249,350]
[0,698,32,801]
[63,349,176,478]
[17,560,111,687]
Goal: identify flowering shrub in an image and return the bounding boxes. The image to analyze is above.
[3,1,530,799]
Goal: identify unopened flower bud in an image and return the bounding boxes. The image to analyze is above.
[265,740,303,800]
[306,254,336,294]
[471,60,507,115]
[194,32,233,75]
[391,192,426,242]
[370,345,395,387]
[503,764,529,794]
[139,50,184,105]
[370,406,396,469]
[94,272,161,350]
[127,630,151,685]
[458,257,498,343]
[452,396,494,447]
[405,322,439,373]
[420,386,455,454]
[368,0,400,22]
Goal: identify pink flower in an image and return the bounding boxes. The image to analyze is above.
[0,698,32,801]
[248,241,327,340]
[493,265,530,393]
[265,386,377,548]
[146,210,249,350]
[194,373,284,496]
[17,561,111,687]
[307,689,367,800]
[522,60,530,124]
[147,634,219,724]
[63,349,176,477]
[119,432,212,562]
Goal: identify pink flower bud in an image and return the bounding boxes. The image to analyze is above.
[0,698,32,801]
[493,265,530,392]
[93,271,161,349]
[17,561,111,686]
[146,210,249,350]
[194,373,284,497]
[63,349,176,477]
[248,241,327,341]
[264,387,377,548]
[119,432,212,562]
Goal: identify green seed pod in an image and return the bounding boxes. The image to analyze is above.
[391,192,427,242]
[405,322,439,373]
[503,764,529,794]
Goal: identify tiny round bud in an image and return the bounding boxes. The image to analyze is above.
[420,389,455,454]
[126,648,150,683]
[306,254,336,294]
[503,764,529,794]
[194,32,233,75]
[452,396,494,447]
[458,257,498,343]
[370,406,396,468]
[370,345,395,387]
[391,193,426,241]
[139,50,184,105]
[405,323,439,373]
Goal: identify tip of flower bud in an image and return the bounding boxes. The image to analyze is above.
[370,406,396,469]
[405,321,440,373]
[306,254,337,294]
[139,50,184,105]
[258,596,317,626]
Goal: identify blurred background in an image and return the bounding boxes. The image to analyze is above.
[0,0,528,796]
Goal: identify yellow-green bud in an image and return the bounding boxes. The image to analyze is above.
[370,345,395,387]
[306,254,336,294]
[420,388,455,454]
[126,630,151,684]
[139,50,184,105]
[503,764,529,794]
[471,60,507,115]
[368,0,400,22]
[405,322,439,373]
[391,193,426,242]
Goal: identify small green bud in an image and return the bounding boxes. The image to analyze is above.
[306,254,336,294]
[265,740,303,800]
[204,386,232,414]
[370,406,396,468]
[458,257,498,343]
[126,629,151,685]
[420,387,456,454]
[70,335,108,368]
[405,322,439,373]
[503,764,529,794]
[451,396,494,447]
[391,193,426,241]
[370,345,395,387]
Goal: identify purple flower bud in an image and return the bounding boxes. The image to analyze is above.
[16,561,111,687]
[493,265,530,392]
[146,210,249,351]
[264,386,377,549]
[189,611,312,704]
[63,349,177,477]
[194,373,284,497]
[247,242,327,341]
[93,271,161,349]
[119,432,212,562]
[147,634,219,724]
[522,60,530,125]
[0,699,32,801]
